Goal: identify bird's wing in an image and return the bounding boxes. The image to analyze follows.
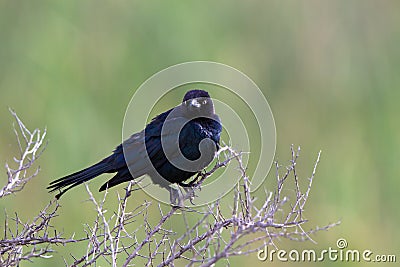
[119,131,151,177]
[145,116,189,170]
[116,109,186,175]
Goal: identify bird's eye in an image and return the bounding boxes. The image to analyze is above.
[202,99,208,105]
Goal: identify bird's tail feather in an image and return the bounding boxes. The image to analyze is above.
[98,169,130,192]
[48,158,113,199]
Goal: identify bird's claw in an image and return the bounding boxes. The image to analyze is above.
[182,186,197,205]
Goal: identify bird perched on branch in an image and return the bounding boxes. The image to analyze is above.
[48,89,222,203]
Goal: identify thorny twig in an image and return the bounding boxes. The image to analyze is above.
[0,109,47,198]
[0,200,86,266]
[0,110,82,266]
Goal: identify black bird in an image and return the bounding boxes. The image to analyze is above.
[48,89,222,202]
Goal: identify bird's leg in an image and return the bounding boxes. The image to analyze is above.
[169,186,183,207]
[169,184,198,206]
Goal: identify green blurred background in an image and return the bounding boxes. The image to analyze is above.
[1,0,399,266]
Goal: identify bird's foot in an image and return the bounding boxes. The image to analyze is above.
[182,186,197,205]
[169,185,199,206]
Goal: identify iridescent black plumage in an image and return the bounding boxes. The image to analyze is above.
[48,90,222,199]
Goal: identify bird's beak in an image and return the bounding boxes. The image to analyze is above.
[190,98,201,108]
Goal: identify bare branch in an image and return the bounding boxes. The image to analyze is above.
[0,200,82,266]
[0,109,47,198]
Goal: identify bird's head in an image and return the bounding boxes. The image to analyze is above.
[182,89,215,117]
